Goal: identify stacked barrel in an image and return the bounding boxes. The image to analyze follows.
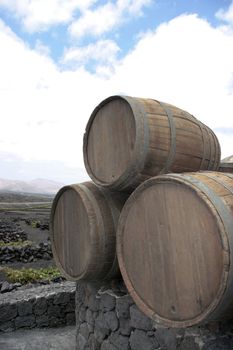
[50,95,233,327]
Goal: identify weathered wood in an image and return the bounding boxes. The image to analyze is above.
[83,96,221,191]
[218,162,233,173]
[117,172,233,327]
[50,182,128,281]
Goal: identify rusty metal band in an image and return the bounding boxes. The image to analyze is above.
[202,172,233,194]
[196,121,207,170]
[49,185,71,279]
[215,130,221,170]
[111,96,149,191]
[225,173,233,181]
[216,135,222,169]
[154,100,176,173]
[207,127,213,170]
[172,173,233,320]
[209,129,219,170]
[83,95,149,191]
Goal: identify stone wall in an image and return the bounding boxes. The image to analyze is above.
[0,241,52,264]
[0,281,76,332]
[0,219,27,243]
[75,281,233,350]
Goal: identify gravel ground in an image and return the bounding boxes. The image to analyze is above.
[0,209,55,280]
[0,325,76,350]
[0,198,76,350]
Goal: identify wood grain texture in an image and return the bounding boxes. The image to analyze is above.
[86,98,136,183]
[83,96,221,191]
[117,172,233,327]
[50,181,128,281]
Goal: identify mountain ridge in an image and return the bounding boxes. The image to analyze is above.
[0,178,64,194]
[222,155,233,163]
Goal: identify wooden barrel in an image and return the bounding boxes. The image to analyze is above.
[218,162,233,173]
[83,96,221,191]
[50,182,128,282]
[117,172,233,327]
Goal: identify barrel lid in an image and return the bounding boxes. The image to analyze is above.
[83,95,149,190]
[117,174,227,327]
[50,184,95,281]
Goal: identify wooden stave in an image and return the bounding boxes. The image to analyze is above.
[138,99,220,176]
[83,95,149,192]
[50,181,127,282]
[83,96,221,191]
[50,184,93,282]
[116,171,233,327]
[77,182,117,282]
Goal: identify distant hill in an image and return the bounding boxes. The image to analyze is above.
[222,155,233,163]
[0,191,53,204]
[0,178,64,194]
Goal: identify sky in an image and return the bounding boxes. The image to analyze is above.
[0,0,233,184]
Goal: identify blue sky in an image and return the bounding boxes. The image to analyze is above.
[0,0,233,183]
[0,1,231,65]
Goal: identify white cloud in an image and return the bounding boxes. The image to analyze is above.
[127,0,152,15]
[0,20,57,91]
[34,40,51,56]
[216,1,233,26]
[69,0,151,38]
[0,151,89,183]
[0,0,96,32]
[0,19,112,168]
[1,10,233,183]
[111,14,233,135]
[62,39,120,74]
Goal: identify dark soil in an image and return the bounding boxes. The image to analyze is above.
[0,192,55,284]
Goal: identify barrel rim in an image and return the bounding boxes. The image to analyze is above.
[209,128,221,170]
[78,182,119,281]
[50,182,96,281]
[116,172,229,327]
[83,95,149,191]
[97,187,120,280]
